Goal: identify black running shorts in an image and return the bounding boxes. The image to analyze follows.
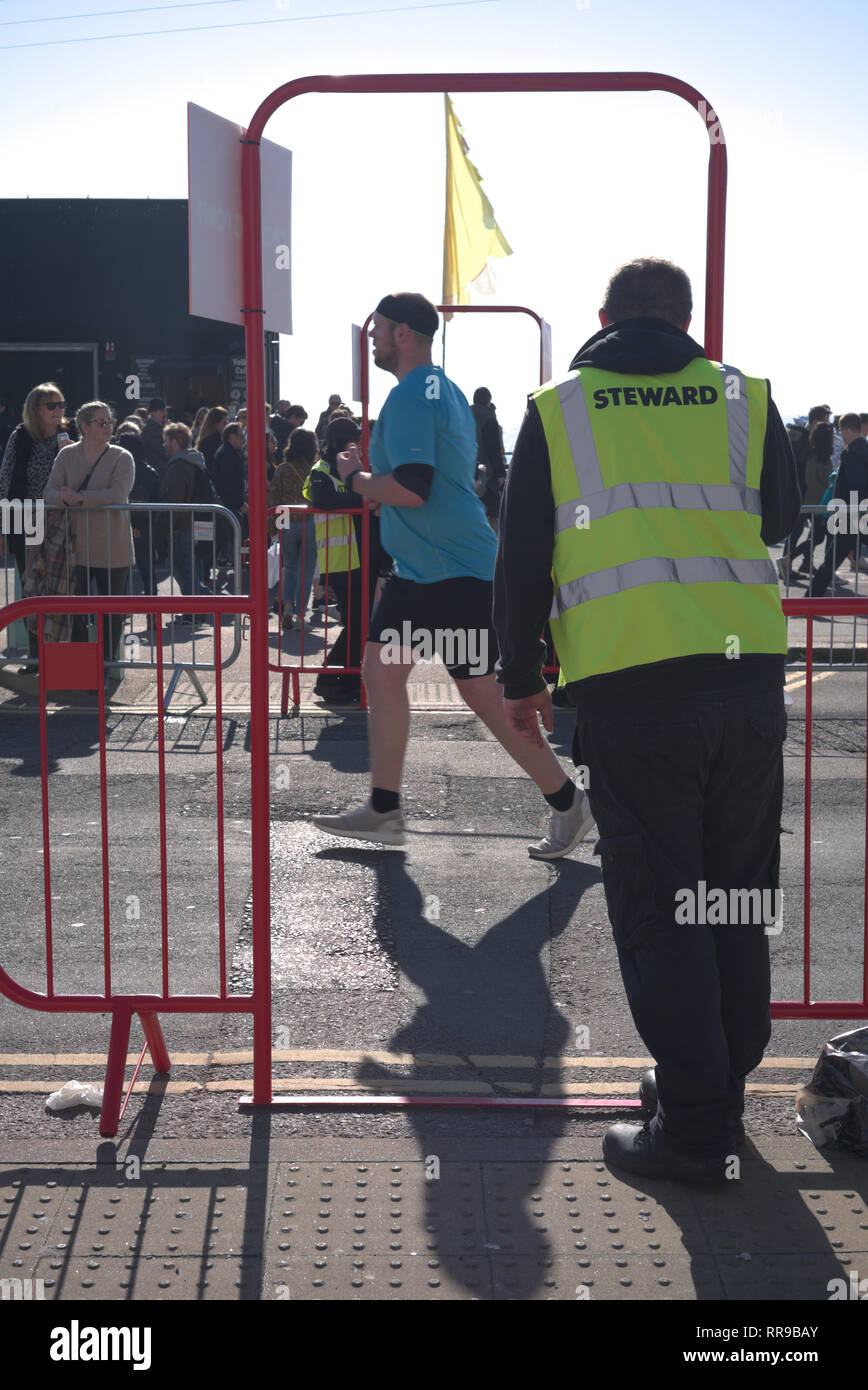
[368,575,499,680]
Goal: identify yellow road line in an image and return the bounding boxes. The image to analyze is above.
[0,1078,801,1097]
[785,671,837,693]
[0,1051,822,1069]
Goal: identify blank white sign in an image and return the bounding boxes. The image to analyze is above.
[188,102,293,334]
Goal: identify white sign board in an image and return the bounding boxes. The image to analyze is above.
[351,324,364,404]
[188,102,292,334]
[540,318,552,383]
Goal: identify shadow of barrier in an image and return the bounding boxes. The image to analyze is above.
[0,589,271,1137]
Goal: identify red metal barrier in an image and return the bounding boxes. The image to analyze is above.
[0,590,267,1136]
[266,505,370,715]
[775,598,868,1020]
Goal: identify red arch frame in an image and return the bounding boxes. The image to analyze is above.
[240,73,728,1109]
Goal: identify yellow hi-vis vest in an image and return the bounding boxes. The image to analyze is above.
[302,461,360,574]
[534,358,786,683]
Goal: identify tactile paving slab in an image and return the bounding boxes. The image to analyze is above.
[62,1179,264,1258]
[3,1147,867,1300]
[267,1160,486,1259]
[0,1176,69,1279]
[33,1253,263,1300]
[693,1167,868,1255]
[264,1254,490,1300]
[480,1161,708,1255]
[715,1251,855,1302]
[490,1252,724,1300]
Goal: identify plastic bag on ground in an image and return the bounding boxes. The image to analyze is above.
[45,1080,104,1112]
[795,1026,868,1154]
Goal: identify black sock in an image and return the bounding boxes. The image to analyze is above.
[544,778,575,812]
[372,787,400,814]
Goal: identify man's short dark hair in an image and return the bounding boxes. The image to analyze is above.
[148,396,166,413]
[859,413,868,426]
[808,405,831,424]
[472,387,492,406]
[840,412,862,433]
[288,405,307,420]
[222,422,243,445]
[602,258,693,328]
[376,292,439,339]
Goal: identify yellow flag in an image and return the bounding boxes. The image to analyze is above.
[442,94,513,316]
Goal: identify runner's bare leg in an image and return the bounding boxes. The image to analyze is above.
[454,673,567,796]
[362,641,414,792]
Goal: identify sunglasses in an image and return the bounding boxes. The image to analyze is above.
[44,401,66,411]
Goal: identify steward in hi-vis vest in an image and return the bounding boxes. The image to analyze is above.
[494,319,799,710]
[303,459,360,575]
[536,356,786,684]
[304,416,367,702]
[494,258,800,1186]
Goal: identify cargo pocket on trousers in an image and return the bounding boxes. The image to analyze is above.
[749,712,788,747]
[596,833,661,953]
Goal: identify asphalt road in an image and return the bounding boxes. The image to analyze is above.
[0,666,864,1151]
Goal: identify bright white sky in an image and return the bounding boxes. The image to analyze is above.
[2,0,866,439]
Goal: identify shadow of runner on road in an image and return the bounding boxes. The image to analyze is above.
[350,853,601,1299]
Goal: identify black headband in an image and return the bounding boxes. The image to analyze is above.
[375,294,439,339]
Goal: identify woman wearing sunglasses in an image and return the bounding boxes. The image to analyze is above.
[0,382,70,587]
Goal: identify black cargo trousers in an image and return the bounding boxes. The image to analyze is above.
[574,680,786,1157]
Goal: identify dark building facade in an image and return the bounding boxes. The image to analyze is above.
[0,198,278,422]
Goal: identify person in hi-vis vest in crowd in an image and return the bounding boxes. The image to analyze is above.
[494,258,801,1185]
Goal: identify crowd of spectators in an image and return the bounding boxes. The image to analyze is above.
[7,376,864,697]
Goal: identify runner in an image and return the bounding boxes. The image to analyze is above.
[311,291,594,857]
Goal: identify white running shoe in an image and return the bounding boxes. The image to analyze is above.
[528,788,595,861]
[311,798,406,846]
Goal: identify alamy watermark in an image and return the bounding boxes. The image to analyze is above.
[827,492,868,536]
[0,498,44,546]
[379,621,488,678]
[828,1270,868,1299]
[1,1277,45,1300]
[675,881,783,934]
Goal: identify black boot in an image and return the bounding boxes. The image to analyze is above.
[602,1122,730,1187]
[638,1068,747,1146]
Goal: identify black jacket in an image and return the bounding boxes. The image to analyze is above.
[140,416,167,476]
[199,433,221,479]
[212,441,246,514]
[493,317,801,707]
[160,447,211,532]
[833,434,868,505]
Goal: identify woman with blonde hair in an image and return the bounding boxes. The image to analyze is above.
[0,381,70,586]
[191,406,209,448]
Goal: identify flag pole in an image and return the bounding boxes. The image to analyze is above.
[442,91,450,372]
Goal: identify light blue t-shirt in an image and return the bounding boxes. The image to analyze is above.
[368,364,498,583]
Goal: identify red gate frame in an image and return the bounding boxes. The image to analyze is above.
[239,71,727,1112]
[359,302,551,455]
[268,307,549,714]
